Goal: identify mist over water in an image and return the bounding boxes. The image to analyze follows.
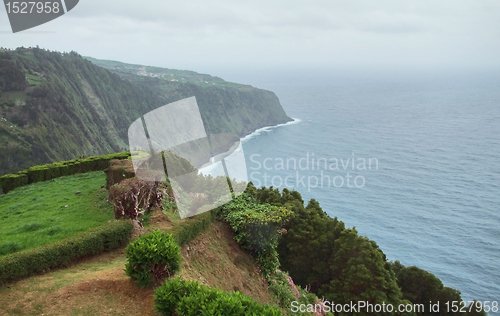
[236,68,500,305]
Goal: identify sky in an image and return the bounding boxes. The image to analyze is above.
[1,0,499,75]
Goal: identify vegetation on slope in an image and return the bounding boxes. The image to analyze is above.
[0,165,488,315]
[0,47,163,175]
[84,57,244,88]
[0,47,291,177]
[0,208,290,315]
[247,184,487,316]
[85,56,292,138]
[0,152,486,315]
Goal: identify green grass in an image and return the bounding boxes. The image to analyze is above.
[0,171,113,256]
[25,73,42,86]
[84,56,246,88]
[0,91,28,103]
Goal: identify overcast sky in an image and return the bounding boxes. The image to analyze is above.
[1,0,499,75]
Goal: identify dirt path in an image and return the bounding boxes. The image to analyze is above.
[0,248,156,316]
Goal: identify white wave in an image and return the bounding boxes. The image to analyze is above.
[198,142,248,183]
[197,119,299,180]
[241,118,301,143]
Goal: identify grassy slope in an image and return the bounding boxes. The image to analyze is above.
[0,171,113,256]
[0,209,277,316]
[83,56,245,88]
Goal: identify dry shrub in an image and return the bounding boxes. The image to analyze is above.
[108,177,163,222]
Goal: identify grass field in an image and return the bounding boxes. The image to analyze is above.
[0,91,28,104]
[25,73,42,86]
[0,171,114,256]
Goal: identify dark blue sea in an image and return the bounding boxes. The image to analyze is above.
[224,67,500,306]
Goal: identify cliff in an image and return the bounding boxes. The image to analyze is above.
[0,47,291,175]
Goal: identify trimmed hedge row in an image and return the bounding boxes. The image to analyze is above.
[0,152,131,194]
[104,159,136,189]
[170,210,216,246]
[0,220,133,286]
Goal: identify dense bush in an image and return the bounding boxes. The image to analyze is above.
[0,60,27,91]
[125,230,181,288]
[0,220,133,285]
[0,151,131,193]
[248,186,405,316]
[154,277,201,315]
[394,264,481,316]
[154,276,283,316]
[216,193,293,277]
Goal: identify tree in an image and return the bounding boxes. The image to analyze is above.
[436,287,463,316]
[0,63,27,91]
[396,266,443,316]
[277,198,345,290]
[318,228,403,316]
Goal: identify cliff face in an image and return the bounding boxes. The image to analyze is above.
[85,57,292,137]
[156,82,291,138]
[0,48,291,175]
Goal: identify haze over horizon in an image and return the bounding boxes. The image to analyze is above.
[1,0,499,77]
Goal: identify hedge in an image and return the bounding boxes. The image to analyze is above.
[0,173,28,194]
[104,159,136,189]
[0,220,133,286]
[154,276,283,316]
[0,152,131,194]
[170,210,216,246]
[0,209,214,286]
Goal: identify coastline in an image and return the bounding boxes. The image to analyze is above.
[240,117,301,144]
[197,117,301,174]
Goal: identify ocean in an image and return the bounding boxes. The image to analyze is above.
[225,67,500,306]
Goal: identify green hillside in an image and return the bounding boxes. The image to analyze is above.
[84,56,244,88]
[84,56,292,137]
[0,47,291,177]
[0,154,486,315]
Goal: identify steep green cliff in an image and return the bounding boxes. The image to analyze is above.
[0,47,291,176]
[85,57,291,137]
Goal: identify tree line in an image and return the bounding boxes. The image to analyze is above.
[244,184,487,316]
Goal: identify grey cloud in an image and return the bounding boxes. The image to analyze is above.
[1,0,499,69]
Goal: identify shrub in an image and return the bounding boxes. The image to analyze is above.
[269,271,299,308]
[154,276,200,316]
[0,220,133,285]
[217,193,293,277]
[108,177,163,221]
[125,230,181,288]
[154,277,283,316]
[268,270,326,315]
